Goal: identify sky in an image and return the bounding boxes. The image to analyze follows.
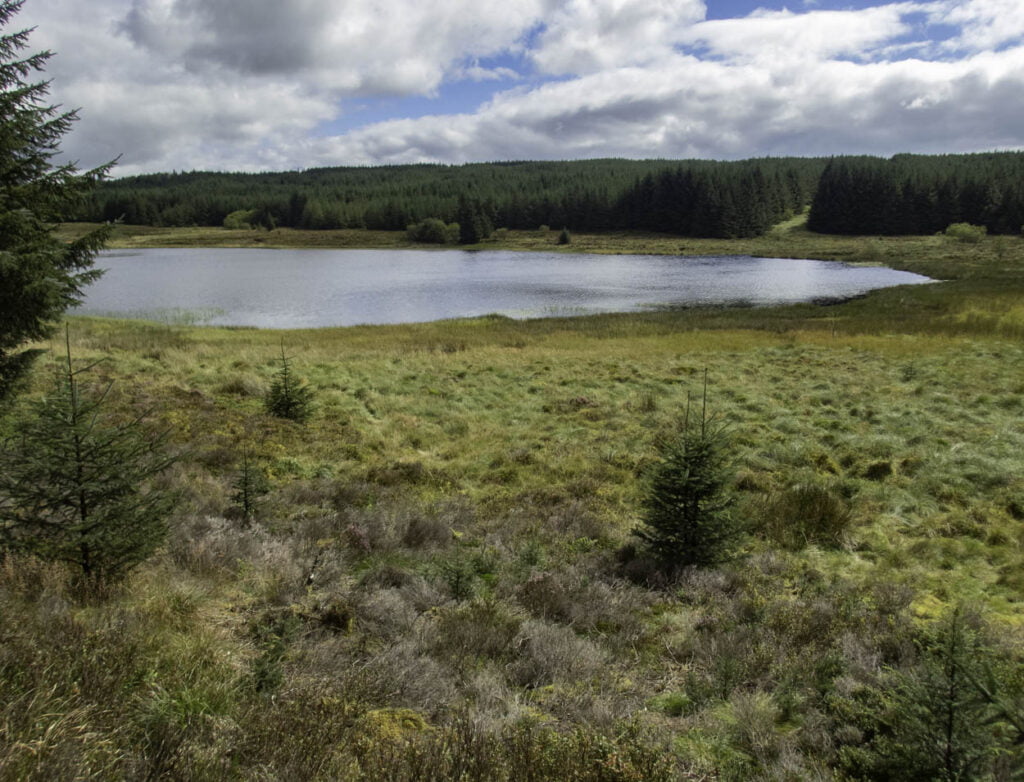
[14,0,1024,176]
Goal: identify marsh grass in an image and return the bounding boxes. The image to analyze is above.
[4,225,1024,778]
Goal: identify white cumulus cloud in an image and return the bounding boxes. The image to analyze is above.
[11,0,1024,174]
[531,0,706,73]
[927,0,1024,52]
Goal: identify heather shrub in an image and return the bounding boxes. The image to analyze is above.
[758,482,853,550]
[354,587,420,641]
[350,716,680,782]
[514,567,651,641]
[509,618,607,687]
[429,600,522,665]
[401,513,452,549]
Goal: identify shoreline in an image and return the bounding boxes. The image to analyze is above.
[58,221,1020,281]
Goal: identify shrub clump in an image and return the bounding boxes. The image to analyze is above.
[944,222,987,243]
[758,483,852,550]
[223,208,256,230]
[406,218,459,244]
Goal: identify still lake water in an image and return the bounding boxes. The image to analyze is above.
[78,248,932,328]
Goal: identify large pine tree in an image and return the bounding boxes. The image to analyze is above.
[0,0,112,401]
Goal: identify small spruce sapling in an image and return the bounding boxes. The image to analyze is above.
[231,446,270,524]
[633,372,740,573]
[0,332,176,583]
[842,606,1019,781]
[264,345,315,423]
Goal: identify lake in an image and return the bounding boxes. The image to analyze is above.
[77,248,932,328]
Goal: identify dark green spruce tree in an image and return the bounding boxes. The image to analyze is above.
[264,345,315,423]
[456,196,493,244]
[634,374,740,573]
[0,0,113,403]
[0,334,177,582]
[231,446,270,524]
[839,607,1022,781]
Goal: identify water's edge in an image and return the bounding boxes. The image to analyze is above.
[78,248,933,329]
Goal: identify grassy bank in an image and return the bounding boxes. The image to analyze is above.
[3,225,1023,779]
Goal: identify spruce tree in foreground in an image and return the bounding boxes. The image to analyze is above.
[264,346,315,423]
[634,376,739,573]
[841,607,1022,780]
[0,337,176,582]
[0,0,113,402]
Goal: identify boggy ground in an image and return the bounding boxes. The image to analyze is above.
[3,225,1024,780]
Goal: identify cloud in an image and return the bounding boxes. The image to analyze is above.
[452,64,521,82]
[926,0,1024,52]
[117,0,548,94]
[13,0,1024,175]
[310,43,1024,164]
[677,4,922,64]
[531,0,706,73]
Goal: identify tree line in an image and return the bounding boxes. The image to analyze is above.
[76,153,1024,240]
[75,158,826,239]
[808,153,1024,236]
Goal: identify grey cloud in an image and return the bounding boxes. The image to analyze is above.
[177,0,333,74]
[119,0,331,74]
[114,0,544,95]
[526,95,688,141]
[22,0,1024,175]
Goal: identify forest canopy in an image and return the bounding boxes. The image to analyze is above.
[808,153,1024,236]
[73,152,1024,239]
[73,158,825,239]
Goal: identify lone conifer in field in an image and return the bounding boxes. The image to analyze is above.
[264,346,315,423]
[0,335,176,582]
[634,374,739,572]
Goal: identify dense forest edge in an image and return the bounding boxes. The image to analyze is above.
[76,152,1024,240]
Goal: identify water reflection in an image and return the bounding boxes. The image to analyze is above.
[80,248,932,328]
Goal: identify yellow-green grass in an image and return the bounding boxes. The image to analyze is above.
[3,224,1023,779]
[54,308,1024,615]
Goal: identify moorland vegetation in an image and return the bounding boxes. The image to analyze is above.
[3,1,1024,778]
[6,221,1024,781]
[3,226,1024,780]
